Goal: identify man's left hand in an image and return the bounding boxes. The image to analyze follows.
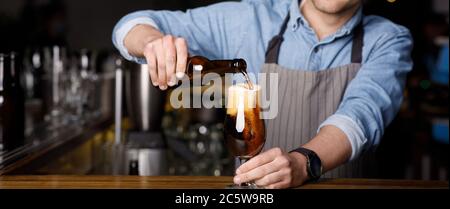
[234,147,309,189]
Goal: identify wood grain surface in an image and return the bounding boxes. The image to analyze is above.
[0,175,447,189]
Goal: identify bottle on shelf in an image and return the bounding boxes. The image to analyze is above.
[0,52,25,151]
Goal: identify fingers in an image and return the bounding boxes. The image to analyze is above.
[175,37,188,79]
[236,147,283,174]
[234,153,291,185]
[143,44,158,86]
[143,35,187,90]
[233,148,309,189]
[153,39,167,90]
[255,167,292,187]
[234,160,281,185]
[163,35,177,87]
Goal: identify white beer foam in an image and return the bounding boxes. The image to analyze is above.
[226,84,260,114]
[226,84,260,133]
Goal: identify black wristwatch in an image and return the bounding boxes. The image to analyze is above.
[289,147,323,182]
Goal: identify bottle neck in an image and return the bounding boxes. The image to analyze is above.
[0,55,4,91]
[1,53,20,88]
[209,59,246,72]
[10,54,16,79]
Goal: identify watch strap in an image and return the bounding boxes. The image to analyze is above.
[289,147,322,181]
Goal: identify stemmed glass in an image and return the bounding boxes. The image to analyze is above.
[224,83,265,189]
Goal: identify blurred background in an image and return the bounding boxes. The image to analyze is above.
[0,0,448,180]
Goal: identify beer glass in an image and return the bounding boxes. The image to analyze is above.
[224,83,265,189]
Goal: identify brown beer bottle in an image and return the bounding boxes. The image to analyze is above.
[0,52,25,151]
[184,56,253,89]
[185,56,247,78]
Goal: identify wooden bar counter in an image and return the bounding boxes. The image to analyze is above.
[0,175,447,189]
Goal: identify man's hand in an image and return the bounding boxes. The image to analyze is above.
[233,125,352,189]
[233,147,309,189]
[124,24,188,90]
[143,34,188,90]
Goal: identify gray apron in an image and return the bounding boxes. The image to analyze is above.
[261,13,374,178]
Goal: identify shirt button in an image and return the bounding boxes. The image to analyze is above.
[314,47,319,53]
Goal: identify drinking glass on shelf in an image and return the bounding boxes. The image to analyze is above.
[42,46,67,129]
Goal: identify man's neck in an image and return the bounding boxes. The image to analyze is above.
[300,0,360,41]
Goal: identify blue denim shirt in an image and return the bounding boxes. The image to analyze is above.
[112,0,413,160]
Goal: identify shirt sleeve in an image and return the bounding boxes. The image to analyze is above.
[318,114,367,161]
[112,2,253,64]
[318,27,413,161]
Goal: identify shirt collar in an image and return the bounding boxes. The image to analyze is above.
[289,0,363,40]
[289,0,307,31]
[335,6,363,37]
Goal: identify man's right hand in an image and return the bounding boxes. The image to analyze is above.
[124,24,188,90]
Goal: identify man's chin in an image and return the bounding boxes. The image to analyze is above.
[311,0,360,15]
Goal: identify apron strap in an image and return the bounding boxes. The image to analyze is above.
[350,21,364,64]
[265,14,291,64]
[264,13,365,64]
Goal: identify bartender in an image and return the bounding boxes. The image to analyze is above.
[112,0,413,188]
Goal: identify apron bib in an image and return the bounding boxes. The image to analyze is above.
[261,13,375,178]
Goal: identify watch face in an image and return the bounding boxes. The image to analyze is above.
[309,155,322,178]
